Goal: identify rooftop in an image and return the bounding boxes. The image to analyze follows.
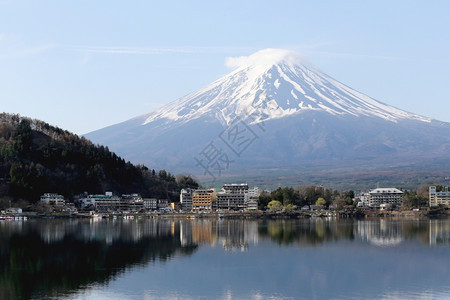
[369,188,403,194]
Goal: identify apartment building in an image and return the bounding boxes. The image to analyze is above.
[368,188,403,207]
[192,189,217,211]
[180,188,195,211]
[217,183,249,210]
[429,186,450,207]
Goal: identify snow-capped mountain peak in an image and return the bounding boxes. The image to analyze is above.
[85,48,450,175]
[142,48,430,127]
[224,48,307,73]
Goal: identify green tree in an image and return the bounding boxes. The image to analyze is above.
[285,204,296,212]
[271,187,298,206]
[315,197,326,207]
[402,190,427,209]
[268,200,282,211]
[323,188,333,206]
[304,186,316,206]
[176,175,199,189]
[344,190,355,206]
[258,192,271,210]
[345,190,355,199]
[14,119,33,157]
[159,169,167,180]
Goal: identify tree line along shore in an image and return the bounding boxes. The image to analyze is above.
[1,113,448,218]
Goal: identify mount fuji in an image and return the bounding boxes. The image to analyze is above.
[85,49,450,181]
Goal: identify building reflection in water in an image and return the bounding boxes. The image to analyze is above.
[429,219,450,245]
[217,220,259,252]
[27,218,260,252]
[2,217,450,299]
[180,219,259,251]
[357,219,404,246]
[1,218,447,250]
[0,218,200,300]
[34,218,177,245]
[192,219,217,246]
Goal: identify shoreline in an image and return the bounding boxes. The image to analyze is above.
[2,208,449,220]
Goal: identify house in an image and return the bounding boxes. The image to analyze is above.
[6,207,22,214]
[158,199,169,209]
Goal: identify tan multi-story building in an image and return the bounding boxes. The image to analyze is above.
[192,189,217,211]
[429,186,450,207]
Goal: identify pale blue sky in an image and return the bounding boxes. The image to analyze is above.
[1,0,449,135]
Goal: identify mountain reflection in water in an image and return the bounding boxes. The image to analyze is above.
[0,218,449,299]
[0,219,197,299]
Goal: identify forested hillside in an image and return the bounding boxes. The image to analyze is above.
[0,113,198,206]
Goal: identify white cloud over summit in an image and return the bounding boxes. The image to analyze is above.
[225,48,308,69]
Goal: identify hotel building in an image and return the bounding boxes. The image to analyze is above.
[368,188,403,207]
[429,186,450,207]
[192,189,217,211]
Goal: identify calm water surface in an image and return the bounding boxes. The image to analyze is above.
[1,217,450,299]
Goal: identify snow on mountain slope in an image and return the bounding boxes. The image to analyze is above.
[141,48,430,128]
[85,48,450,176]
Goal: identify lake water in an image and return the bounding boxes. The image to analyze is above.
[1,217,450,299]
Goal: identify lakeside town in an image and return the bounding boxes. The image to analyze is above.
[1,183,450,220]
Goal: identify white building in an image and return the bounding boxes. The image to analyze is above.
[158,199,169,209]
[217,183,249,210]
[143,198,158,210]
[245,187,260,210]
[357,192,370,207]
[121,194,144,211]
[368,188,403,208]
[180,188,195,211]
[78,192,120,211]
[6,207,22,214]
[93,193,121,211]
[40,193,65,206]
